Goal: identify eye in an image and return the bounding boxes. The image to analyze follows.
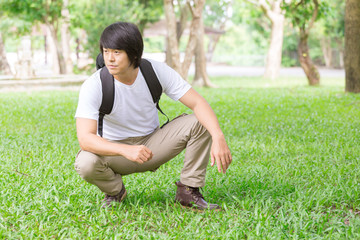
[103,49,108,53]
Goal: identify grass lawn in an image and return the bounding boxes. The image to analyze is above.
[1,75,360,239]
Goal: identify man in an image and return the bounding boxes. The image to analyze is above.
[74,22,232,210]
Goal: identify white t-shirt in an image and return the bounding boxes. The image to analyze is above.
[75,59,191,140]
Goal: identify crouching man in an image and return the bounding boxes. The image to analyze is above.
[74,22,232,210]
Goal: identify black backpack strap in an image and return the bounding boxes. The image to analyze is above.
[97,56,168,137]
[139,59,169,127]
[98,66,114,137]
[96,53,105,70]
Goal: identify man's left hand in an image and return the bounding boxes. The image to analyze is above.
[210,137,232,173]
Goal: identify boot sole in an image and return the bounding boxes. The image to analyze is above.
[174,202,222,212]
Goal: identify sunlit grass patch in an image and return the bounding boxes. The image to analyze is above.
[1,76,360,239]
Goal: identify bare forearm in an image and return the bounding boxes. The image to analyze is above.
[177,88,232,172]
[76,118,153,163]
[192,100,224,139]
[78,133,127,156]
[78,133,153,164]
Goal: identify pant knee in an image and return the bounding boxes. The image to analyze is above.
[74,151,102,181]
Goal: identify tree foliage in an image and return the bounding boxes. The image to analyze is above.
[203,0,232,28]
[282,0,328,85]
[282,0,326,29]
[1,0,63,26]
[0,0,69,73]
[71,0,163,60]
[0,0,348,77]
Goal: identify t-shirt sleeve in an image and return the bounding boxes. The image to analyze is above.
[74,71,102,120]
[149,60,191,101]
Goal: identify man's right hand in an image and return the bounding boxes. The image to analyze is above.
[76,118,153,163]
[122,145,153,164]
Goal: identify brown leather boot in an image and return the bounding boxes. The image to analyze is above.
[102,183,127,208]
[174,181,220,210]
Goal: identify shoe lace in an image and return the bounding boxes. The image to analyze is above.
[189,187,204,200]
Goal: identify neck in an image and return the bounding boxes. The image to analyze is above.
[113,67,139,85]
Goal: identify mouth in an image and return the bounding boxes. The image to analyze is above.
[107,65,118,69]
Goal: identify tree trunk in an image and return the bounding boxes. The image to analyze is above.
[46,26,59,74]
[164,0,205,80]
[263,1,285,80]
[61,0,73,74]
[165,37,173,67]
[206,24,225,62]
[0,33,12,75]
[193,13,216,87]
[206,0,231,63]
[177,4,190,41]
[335,38,344,68]
[345,0,360,93]
[298,29,320,86]
[164,0,181,73]
[321,38,332,67]
[47,24,66,74]
[166,3,189,68]
[180,0,204,79]
[339,50,344,68]
[15,36,35,79]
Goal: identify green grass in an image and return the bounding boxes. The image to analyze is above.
[1,76,360,239]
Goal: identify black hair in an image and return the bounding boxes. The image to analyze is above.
[99,22,143,68]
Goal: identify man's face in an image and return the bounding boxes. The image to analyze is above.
[103,48,132,77]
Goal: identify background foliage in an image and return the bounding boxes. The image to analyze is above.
[0,0,345,68]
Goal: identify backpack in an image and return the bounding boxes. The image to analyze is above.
[95,53,169,137]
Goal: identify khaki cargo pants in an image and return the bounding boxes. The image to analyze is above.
[74,114,211,196]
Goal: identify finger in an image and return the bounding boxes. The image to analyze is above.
[216,158,222,173]
[221,158,227,174]
[135,158,144,164]
[224,154,231,168]
[148,150,153,160]
[211,153,215,167]
[223,152,231,168]
[140,154,150,162]
[221,155,229,173]
[143,146,152,154]
[144,148,153,160]
[141,152,151,162]
[228,153,233,163]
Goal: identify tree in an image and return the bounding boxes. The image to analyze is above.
[0,11,34,77]
[193,7,216,87]
[1,0,70,74]
[318,0,344,68]
[61,0,72,74]
[164,0,213,87]
[0,32,12,75]
[137,0,164,34]
[282,0,325,86]
[0,8,34,76]
[164,2,190,68]
[72,0,163,60]
[247,0,285,80]
[189,0,232,87]
[0,14,12,75]
[203,0,232,63]
[345,0,360,93]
